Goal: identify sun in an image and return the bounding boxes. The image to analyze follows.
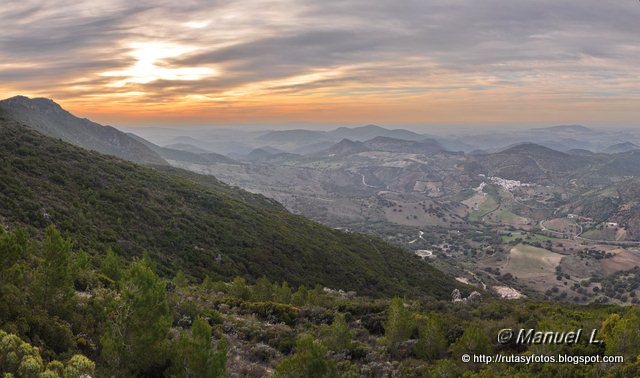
[101,42,216,87]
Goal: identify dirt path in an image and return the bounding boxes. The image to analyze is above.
[360,173,383,188]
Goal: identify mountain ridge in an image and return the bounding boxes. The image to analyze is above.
[0,96,166,165]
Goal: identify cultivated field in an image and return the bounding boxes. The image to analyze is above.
[502,244,563,280]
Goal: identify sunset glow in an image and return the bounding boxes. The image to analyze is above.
[1,0,639,127]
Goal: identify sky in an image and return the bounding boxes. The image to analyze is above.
[1,0,639,128]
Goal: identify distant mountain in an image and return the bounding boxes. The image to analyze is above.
[0,117,464,298]
[604,142,640,154]
[162,136,254,156]
[164,143,211,154]
[471,143,589,181]
[362,136,446,154]
[129,133,235,165]
[435,137,478,152]
[0,96,166,165]
[316,135,446,156]
[259,125,432,152]
[599,150,640,176]
[165,135,208,147]
[316,139,369,157]
[244,148,279,161]
[257,146,284,155]
[535,139,595,153]
[496,143,558,155]
[529,125,595,134]
[233,147,296,162]
[499,143,573,159]
[329,125,426,142]
[255,152,302,164]
[259,129,329,145]
[468,149,489,155]
[291,140,336,155]
[567,148,596,156]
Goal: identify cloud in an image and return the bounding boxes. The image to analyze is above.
[0,0,639,125]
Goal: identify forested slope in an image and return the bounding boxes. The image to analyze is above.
[0,116,463,298]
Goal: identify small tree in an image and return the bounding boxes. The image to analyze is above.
[414,316,447,361]
[253,276,274,301]
[63,355,96,377]
[0,227,27,282]
[0,330,94,377]
[291,285,309,306]
[606,308,640,358]
[384,298,414,348]
[324,313,352,352]
[101,258,171,375]
[229,276,251,300]
[172,316,227,377]
[275,335,336,378]
[173,270,189,289]
[450,325,491,356]
[100,248,123,282]
[274,282,292,304]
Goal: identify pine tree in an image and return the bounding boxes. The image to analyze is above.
[172,316,227,377]
[384,298,414,348]
[451,325,491,356]
[101,259,171,375]
[173,270,189,289]
[36,226,74,315]
[275,282,292,303]
[100,248,123,282]
[253,276,274,301]
[230,276,251,300]
[0,228,26,282]
[291,285,309,306]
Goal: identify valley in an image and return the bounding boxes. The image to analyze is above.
[156,127,640,306]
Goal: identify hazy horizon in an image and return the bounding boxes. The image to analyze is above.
[115,122,636,136]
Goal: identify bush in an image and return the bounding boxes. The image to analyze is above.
[240,302,299,326]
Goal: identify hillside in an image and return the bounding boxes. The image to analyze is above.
[0,96,166,165]
[2,226,635,377]
[0,115,464,299]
